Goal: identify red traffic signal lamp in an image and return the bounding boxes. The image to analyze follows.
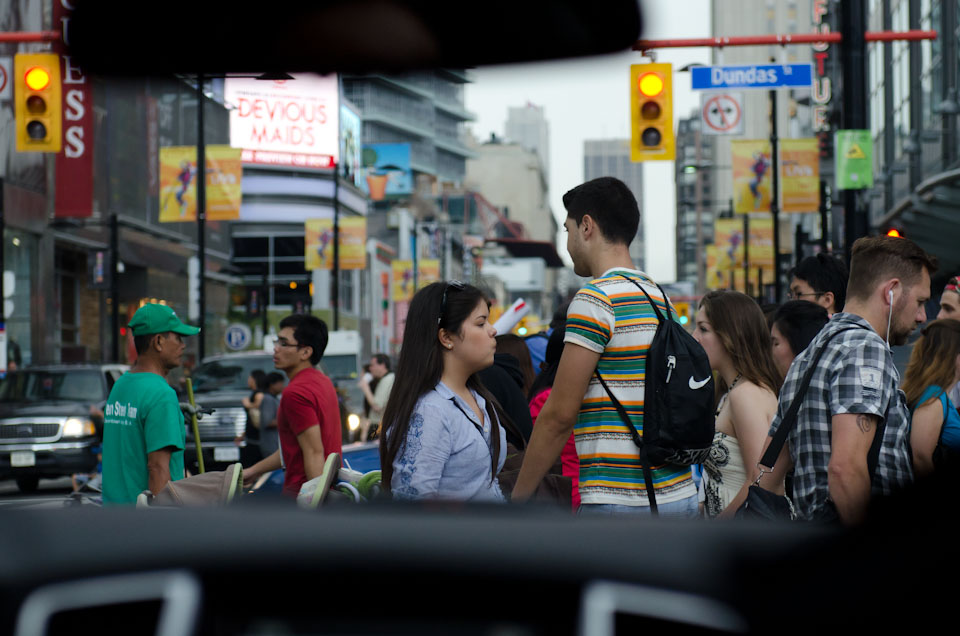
[883,221,905,238]
[14,53,62,153]
[630,63,674,162]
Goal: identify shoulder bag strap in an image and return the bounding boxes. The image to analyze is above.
[617,274,671,323]
[758,327,858,471]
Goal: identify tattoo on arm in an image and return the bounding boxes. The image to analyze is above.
[856,414,876,434]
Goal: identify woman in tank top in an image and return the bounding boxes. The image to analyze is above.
[693,290,786,518]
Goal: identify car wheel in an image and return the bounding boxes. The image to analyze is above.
[16,476,40,493]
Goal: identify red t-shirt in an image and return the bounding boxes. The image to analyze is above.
[530,388,580,511]
[277,367,342,496]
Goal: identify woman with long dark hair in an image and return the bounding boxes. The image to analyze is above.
[380,281,508,501]
[902,319,960,477]
[693,290,786,518]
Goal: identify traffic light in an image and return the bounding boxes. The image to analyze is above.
[884,223,905,239]
[672,301,691,326]
[630,63,674,162]
[14,53,62,153]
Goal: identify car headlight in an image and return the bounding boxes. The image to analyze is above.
[347,414,360,431]
[63,417,96,437]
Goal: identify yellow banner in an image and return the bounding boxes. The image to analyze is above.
[305,217,367,271]
[780,138,820,213]
[714,218,745,269]
[159,146,242,222]
[417,259,441,289]
[392,260,415,302]
[732,139,772,214]
[747,216,775,269]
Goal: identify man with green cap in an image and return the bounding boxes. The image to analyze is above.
[102,303,200,505]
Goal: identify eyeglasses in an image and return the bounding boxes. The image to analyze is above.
[438,280,466,326]
[273,338,302,349]
[786,290,823,300]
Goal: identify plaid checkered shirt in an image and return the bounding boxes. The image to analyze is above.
[768,313,914,521]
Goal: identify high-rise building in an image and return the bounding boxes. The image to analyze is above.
[583,139,645,271]
[674,112,718,290]
[505,103,550,175]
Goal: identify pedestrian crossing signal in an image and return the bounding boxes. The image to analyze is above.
[14,53,62,153]
[630,63,674,162]
[672,301,691,325]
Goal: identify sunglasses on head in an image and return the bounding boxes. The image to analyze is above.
[438,280,466,326]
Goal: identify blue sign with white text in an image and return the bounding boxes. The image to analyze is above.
[691,64,813,90]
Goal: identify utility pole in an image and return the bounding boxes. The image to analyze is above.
[196,74,207,360]
[839,1,869,262]
[769,86,782,303]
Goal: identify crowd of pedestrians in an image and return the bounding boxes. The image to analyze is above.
[99,175,957,527]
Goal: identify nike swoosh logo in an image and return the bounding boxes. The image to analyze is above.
[689,376,711,390]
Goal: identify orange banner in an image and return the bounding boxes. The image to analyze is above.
[780,138,820,213]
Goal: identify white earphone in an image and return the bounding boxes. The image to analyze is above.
[889,289,894,303]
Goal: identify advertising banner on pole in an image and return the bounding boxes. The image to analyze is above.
[747,216,775,270]
[158,146,242,222]
[731,139,772,213]
[417,259,441,288]
[305,217,367,271]
[780,138,820,212]
[835,130,874,189]
[392,260,415,302]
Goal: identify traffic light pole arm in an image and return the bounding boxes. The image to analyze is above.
[0,31,60,43]
[635,30,936,51]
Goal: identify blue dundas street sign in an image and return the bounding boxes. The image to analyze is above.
[691,64,814,90]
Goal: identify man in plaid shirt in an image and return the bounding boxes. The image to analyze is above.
[769,236,937,525]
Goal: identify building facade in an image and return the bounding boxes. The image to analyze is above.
[583,139,646,271]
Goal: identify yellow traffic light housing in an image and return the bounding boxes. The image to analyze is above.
[14,53,62,153]
[672,301,691,326]
[630,63,674,162]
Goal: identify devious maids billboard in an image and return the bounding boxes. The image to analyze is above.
[225,74,339,169]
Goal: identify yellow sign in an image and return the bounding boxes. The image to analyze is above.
[417,259,441,289]
[780,138,820,213]
[305,217,367,271]
[159,146,242,222]
[732,140,772,214]
[392,261,415,302]
[747,216,775,270]
[845,143,866,159]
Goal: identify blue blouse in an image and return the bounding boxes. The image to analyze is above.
[912,385,960,451]
[391,381,507,502]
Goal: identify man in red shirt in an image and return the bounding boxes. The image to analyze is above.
[243,315,342,497]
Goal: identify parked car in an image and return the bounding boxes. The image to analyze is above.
[0,364,128,493]
[187,352,276,472]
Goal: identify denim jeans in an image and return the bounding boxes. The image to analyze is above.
[578,493,700,519]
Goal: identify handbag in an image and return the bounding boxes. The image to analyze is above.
[736,327,867,522]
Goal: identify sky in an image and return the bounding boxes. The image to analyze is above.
[464,1,712,281]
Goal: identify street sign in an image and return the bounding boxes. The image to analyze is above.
[691,64,813,90]
[224,323,252,351]
[835,130,874,189]
[701,92,743,135]
[0,57,10,101]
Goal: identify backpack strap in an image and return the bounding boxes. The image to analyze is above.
[758,326,886,486]
[595,368,659,513]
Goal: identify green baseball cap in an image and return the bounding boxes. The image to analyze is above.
[128,304,201,337]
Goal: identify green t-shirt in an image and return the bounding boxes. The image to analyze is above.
[102,372,185,505]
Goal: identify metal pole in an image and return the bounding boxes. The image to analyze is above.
[819,180,829,252]
[694,126,704,295]
[743,213,750,297]
[110,213,119,362]
[0,178,4,360]
[332,75,342,329]
[840,0,869,259]
[770,87,782,303]
[196,74,206,359]
[634,29,936,51]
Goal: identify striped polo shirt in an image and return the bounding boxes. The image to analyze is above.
[564,268,696,506]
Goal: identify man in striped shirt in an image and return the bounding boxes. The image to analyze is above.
[512,177,698,516]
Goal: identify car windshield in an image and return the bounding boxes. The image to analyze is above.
[319,354,358,380]
[0,370,104,403]
[192,357,275,393]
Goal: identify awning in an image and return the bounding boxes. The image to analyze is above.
[878,168,960,277]
[490,238,565,268]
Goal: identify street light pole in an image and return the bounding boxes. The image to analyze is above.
[110,213,119,362]
[196,73,207,360]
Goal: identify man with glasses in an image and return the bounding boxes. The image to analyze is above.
[102,303,200,505]
[787,253,849,316]
[243,314,342,499]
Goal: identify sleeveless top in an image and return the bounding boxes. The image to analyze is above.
[912,385,960,468]
[703,431,746,517]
